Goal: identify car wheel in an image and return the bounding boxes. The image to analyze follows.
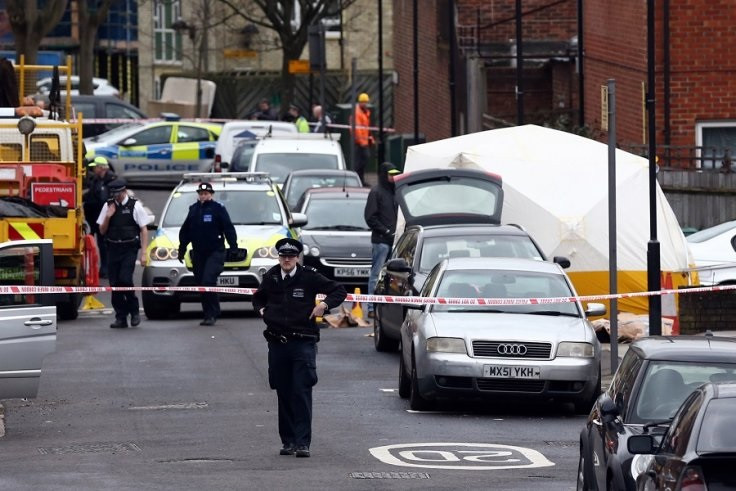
[574,370,602,415]
[374,310,399,352]
[409,356,432,411]
[398,349,410,399]
[142,291,179,320]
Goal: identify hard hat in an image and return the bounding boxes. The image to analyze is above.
[358,93,370,103]
[89,156,109,168]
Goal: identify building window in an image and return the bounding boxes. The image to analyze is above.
[290,0,342,32]
[696,121,736,170]
[154,0,182,63]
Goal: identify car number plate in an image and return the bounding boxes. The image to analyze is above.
[483,365,541,379]
[334,267,370,278]
[217,276,237,287]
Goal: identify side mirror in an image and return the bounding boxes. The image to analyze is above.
[205,147,215,159]
[289,212,308,228]
[220,161,230,170]
[121,137,137,146]
[627,434,656,454]
[386,258,412,273]
[553,256,571,269]
[599,393,620,424]
[585,302,607,317]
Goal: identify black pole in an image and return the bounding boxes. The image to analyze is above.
[413,0,419,142]
[647,0,662,334]
[448,0,458,136]
[378,0,385,161]
[515,0,524,125]
[577,0,585,127]
[663,0,671,147]
[607,79,619,373]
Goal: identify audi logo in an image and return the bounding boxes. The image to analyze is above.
[497,343,528,355]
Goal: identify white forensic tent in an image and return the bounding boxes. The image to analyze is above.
[403,124,695,315]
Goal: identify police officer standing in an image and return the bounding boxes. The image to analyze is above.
[178,182,238,326]
[83,156,116,278]
[252,238,347,458]
[97,179,150,328]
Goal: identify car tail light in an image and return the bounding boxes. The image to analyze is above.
[55,267,76,279]
[678,466,707,491]
[214,154,221,172]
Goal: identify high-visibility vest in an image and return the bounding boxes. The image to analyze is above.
[353,106,372,147]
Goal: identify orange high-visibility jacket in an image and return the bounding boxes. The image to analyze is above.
[352,105,373,147]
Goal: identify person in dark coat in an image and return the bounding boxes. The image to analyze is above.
[83,156,116,277]
[363,162,400,318]
[178,182,238,326]
[252,237,347,458]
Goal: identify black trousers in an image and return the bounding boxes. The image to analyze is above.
[107,244,139,321]
[191,248,224,320]
[268,339,318,447]
[354,144,371,183]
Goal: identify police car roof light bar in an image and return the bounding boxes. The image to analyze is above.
[181,172,273,184]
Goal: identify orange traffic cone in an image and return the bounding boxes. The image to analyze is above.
[351,287,364,319]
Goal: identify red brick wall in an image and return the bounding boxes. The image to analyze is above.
[392,0,451,141]
[584,0,736,148]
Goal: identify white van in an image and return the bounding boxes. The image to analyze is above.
[249,134,346,185]
[213,120,297,171]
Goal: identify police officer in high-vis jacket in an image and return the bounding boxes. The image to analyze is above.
[252,237,347,458]
[178,182,238,326]
[97,179,150,328]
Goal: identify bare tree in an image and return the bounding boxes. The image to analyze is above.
[6,0,68,65]
[77,0,123,95]
[215,0,358,113]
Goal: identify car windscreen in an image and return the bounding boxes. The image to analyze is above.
[632,361,736,423]
[419,235,545,273]
[687,221,736,243]
[398,176,502,224]
[697,398,736,453]
[255,153,339,183]
[431,269,579,316]
[302,197,369,231]
[287,175,361,208]
[162,190,283,227]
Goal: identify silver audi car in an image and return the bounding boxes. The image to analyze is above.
[398,257,604,412]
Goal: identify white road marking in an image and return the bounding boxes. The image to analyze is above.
[128,402,208,410]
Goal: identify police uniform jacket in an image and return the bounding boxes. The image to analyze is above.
[252,264,347,336]
[179,200,237,253]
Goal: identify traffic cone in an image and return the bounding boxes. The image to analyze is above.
[351,287,364,319]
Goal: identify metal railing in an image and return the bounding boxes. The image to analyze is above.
[622,144,734,171]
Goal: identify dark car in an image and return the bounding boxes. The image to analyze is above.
[577,335,736,491]
[296,186,371,289]
[282,169,362,210]
[38,95,146,138]
[629,382,736,491]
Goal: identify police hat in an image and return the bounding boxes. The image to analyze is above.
[275,237,303,257]
[197,182,214,193]
[108,179,127,193]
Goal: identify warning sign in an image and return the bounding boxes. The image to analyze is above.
[31,182,76,207]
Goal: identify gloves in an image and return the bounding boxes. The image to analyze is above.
[177,246,186,263]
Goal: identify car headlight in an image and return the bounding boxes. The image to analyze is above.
[308,246,320,257]
[149,246,178,261]
[255,246,278,259]
[426,337,466,354]
[630,454,654,482]
[557,342,594,358]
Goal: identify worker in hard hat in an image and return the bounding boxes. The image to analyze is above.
[83,156,117,278]
[351,93,374,183]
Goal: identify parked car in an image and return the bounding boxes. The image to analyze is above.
[249,134,346,185]
[85,121,222,185]
[629,382,736,491]
[141,172,306,319]
[296,186,371,290]
[282,169,362,210]
[398,257,604,412]
[0,239,57,399]
[686,220,736,286]
[36,95,146,138]
[577,334,736,491]
[213,120,297,172]
[36,76,120,97]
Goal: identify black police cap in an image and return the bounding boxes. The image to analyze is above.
[275,237,303,256]
[108,179,127,193]
[197,182,214,193]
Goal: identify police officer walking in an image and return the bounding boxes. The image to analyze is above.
[178,182,238,326]
[97,179,150,328]
[252,237,347,458]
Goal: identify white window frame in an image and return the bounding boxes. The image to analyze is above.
[696,120,736,170]
[291,0,342,34]
[154,0,183,64]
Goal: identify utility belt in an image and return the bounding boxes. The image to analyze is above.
[263,329,319,344]
[105,237,141,248]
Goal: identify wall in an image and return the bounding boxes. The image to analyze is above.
[679,289,736,334]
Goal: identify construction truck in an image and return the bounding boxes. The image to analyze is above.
[0,57,95,320]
